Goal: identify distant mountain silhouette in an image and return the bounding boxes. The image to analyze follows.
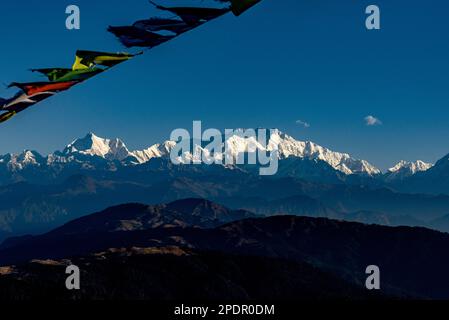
[392,154,449,194]
[3,169,449,242]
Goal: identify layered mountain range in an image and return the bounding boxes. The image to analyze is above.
[1,130,448,241]
[2,198,449,300]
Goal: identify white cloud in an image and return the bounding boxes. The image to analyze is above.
[295,119,310,128]
[364,115,382,126]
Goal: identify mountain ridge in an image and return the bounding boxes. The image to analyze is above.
[3,131,443,190]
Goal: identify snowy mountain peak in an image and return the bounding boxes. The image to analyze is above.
[274,131,381,175]
[17,150,40,163]
[220,129,380,175]
[63,133,131,161]
[130,141,176,164]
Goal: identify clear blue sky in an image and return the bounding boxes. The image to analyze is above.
[1,0,449,170]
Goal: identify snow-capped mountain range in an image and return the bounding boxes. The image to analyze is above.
[0,130,433,178]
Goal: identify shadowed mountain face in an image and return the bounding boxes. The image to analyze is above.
[45,198,256,236]
[0,198,255,248]
[2,200,449,300]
